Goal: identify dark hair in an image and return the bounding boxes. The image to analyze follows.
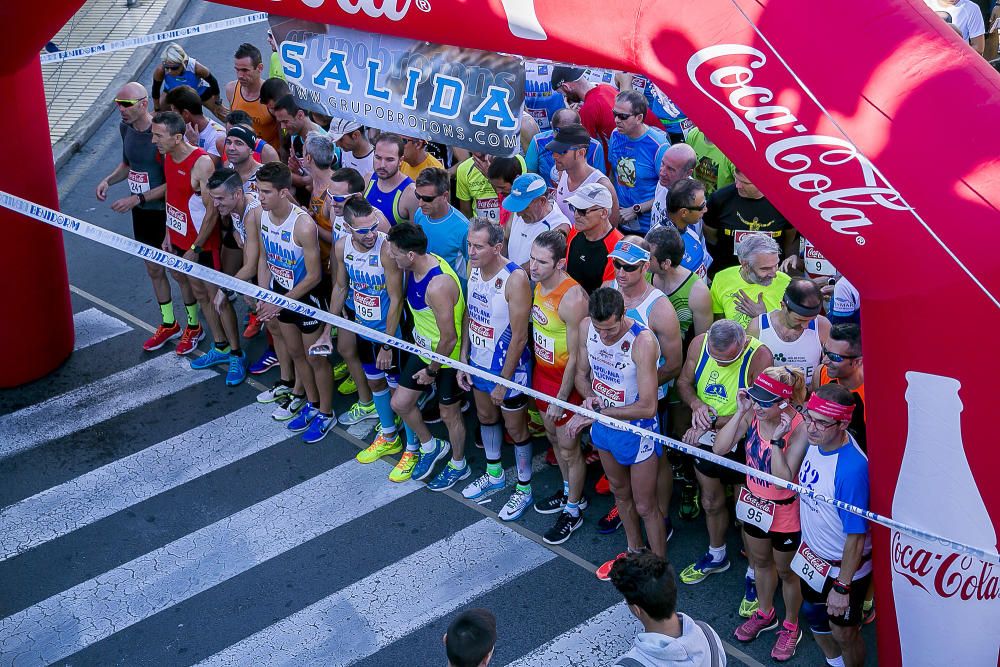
[331,167,366,194]
[414,167,450,195]
[609,551,678,621]
[256,161,292,190]
[273,94,302,117]
[152,110,185,137]
[666,179,706,214]
[375,132,405,158]
[533,229,567,262]
[551,107,581,129]
[589,287,625,322]
[260,77,291,106]
[616,89,648,116]
[387,221,428,255]
[227,109,254,127]
[785,278,822,310]
[207,167,242,194]
[829,322,862,356]
[343,197,375,225]
[814,381,855,407]
[234,42,262,68]
[445,609,497,667]
[486,156,523,184]
[469,217,504,246]
[163,84,202,116]
[645,225,684,268]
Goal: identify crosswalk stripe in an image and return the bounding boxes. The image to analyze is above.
[197,519,555,666]
[72,308,132,351]
[0,460,422,665]
[0,403,291,562]
[504,603,640,666]
[0,354,214,461]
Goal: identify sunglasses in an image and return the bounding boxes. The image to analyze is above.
[613,111,638,121]
[569,204,602,216]
[415,193,441,203]
[163,62,183,72]
[114,97,146,108]
[749,393,780,409]
[823,347,860,363]
[612,261,642,273]
[684,201,708,211]
[327,191,359,203]
[349,222,380,235]
[803,413,840,430]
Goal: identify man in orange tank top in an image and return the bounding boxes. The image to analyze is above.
[225,43,280,151]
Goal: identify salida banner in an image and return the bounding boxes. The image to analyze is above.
[268,15,525,155]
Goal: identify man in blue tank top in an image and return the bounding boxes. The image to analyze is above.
[365,133,418,227]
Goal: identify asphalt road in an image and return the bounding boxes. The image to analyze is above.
[0,3,879,664]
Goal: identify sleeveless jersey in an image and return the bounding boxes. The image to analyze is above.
[666,271,698,343]
[261,206,307,291]
[231,81,279,150]
[164,147,214,250]
[229,192,259,247]
[365,174,413,226]
[309,190,334,271]
[532,276,578,382]
[163,57,209,96]
[693,335,763,417]
[586,320,658,430]
[757,312,822,384]
[556,168,604,222]
[344,233,390,340]
[467,261,531,372]
[616,284,670,398]
[407,254,465,364]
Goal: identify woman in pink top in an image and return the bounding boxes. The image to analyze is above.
[713,366,807,661]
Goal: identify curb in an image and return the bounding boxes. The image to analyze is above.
[51,0,189,171]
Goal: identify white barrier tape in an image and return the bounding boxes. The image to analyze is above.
[2,190,997,566]
[40,13,269,64]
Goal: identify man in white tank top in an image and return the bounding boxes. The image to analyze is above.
[550,124,621,226]
[747,278,830,385]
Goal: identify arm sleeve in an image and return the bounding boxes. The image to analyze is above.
[835,449,870,535]
[201,72,221,101]
[151,76,163,103]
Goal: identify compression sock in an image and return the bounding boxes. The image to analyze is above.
[185,302,199,327]
[514,439,533,485]
[372,388,397,435]
[160,301,175,326]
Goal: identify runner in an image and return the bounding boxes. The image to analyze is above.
[272,95,330,193]
[564,182,622,294]
[551,123,620,225]
[331,119,375,182]
[713,367,808,661]
[457,219,535,521]
[812,323,866,452]
[163,85,223,163]
[225,43,280,151]
[660,178,710,279]
[366,133,418,226]
[502,173,571,269]
[608,90,668,234]
[747,279,830,385]
[412,167,469,280]
[710,235,792,329]
[151,43,223,120]
[523,107,605,189]
[253,162,335,443]
[399,135,442,181]
[649,143,698,230]
[151,111,246,385]
[386,223,468,488]
[484,156,525,227]
[303,132,338,276]
[528,230,591,544]
[223,111,279,165]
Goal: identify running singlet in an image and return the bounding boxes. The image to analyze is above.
[555,168,604,222]
[610,284,670,399]
[586,320,658,429]
[407,254,465,365]
[693,335,763,417]
[261,206,307,290]
[163,57,209,95]
[467,261,532,372]
[757,312,822,384]
[229,192,259,247]
[345,233,389,340]
[231,81,280,150]
[309,191,334,270]
[744,414,802,533]
[532,276,578,384]
[164,147,215,250]
[365,174,413,227]
[666,271,698,343]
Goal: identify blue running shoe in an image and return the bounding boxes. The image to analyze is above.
[191,346,230,370]
[302,412,334,444]
[426,461,471,492]
[461,471,506,500]
[287,402,318,433]
[225,351,247,386]
[411,439,451,481]
[249,347,279,375]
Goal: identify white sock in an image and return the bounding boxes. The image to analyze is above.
[746,566,755,580]
[420,438,436,454]
[709,545,727,561]
[450,457,466,470]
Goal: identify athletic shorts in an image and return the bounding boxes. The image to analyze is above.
[220,217,241,250]
[469,358,530,407]
[591,419,661,466]
[743,522,801,552]
[271,276,330,334]
[694,440,746,485]
[132,207,167,248]
[532,371,580,427]
[398,352,462,405]
[801,571,872,628]
[170,243,220,271]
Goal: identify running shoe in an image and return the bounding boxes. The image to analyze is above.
[242,313,262,338]
[143,322,181,351]
[739,576,760,618]
[534,492,589,515]
[175,325,205,355]
[583,444,601,466]
[596,552,627,582]
[338,401,377,426]
[225,351,247,386]
[543,511,583,545]
[356,431,403,464]
[332,361,349,381]
[427,462,471,492]
[734,609,778,642]
[771,622,802,661]
[287,402,319,433]
[249,347,279,374]
[679,481,701,520]
[302,412,334,444]
[544,447,558,466]
[595,474,611,495]
[190,346,231,370]
[679,552,731,584]
[411,439,451,481]
[862,599,876,625]
[597,505,622,534]
[461,471,506,500]
[388,451,418,482]
[337,376,357,395]
[256,380,292,404]
[498,488,533,521]
[272,394,307,421]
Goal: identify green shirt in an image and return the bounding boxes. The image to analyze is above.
[710,266,791,329]
[686,128,735,195]
[408,254,465,365]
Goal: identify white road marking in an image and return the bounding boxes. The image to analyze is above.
[72,308,131,351]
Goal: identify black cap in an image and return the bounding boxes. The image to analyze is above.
[546,123,592,154]
[550,65,586,90]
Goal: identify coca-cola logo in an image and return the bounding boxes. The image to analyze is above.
[686,44,913,243]
[291,0,430,19]
[891,531,999,602]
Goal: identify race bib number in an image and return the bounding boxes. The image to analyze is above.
[127,170,150,195]
[353,292,383,322]
[469,318,495,350]
[475,197,500,223]
[414,330,432,351]
[533,329,555,365]
[791,542,833,593]
[736,487,775,533]
[166,203,188,237]
[697,430,717,447]
[267,262,295,290]
[802,238,836,277]
[592,378,625,408]
[732,230,778,255]
[680,118,695,136]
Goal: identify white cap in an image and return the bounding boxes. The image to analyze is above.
[565,182,613,210]
[328,117,364,141]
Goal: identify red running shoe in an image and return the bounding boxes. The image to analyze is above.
[242,312,262,338]
[596,552,627,581]
[595,474,611,495]
[143,322,181,351]
[174,325,205,355]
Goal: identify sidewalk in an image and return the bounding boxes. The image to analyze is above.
[44,0,187,168]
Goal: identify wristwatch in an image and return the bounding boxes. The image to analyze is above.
[632,204,642,215]
[190,244,203,254]
[381,343,393,352]
[426,366,439,378]
[136,193,146,206]
[832,579,851,595]
[770,437,786,448]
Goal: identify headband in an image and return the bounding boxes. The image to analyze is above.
[226,125,257,149]
[784,296,822,317]
[806,393,855,421]
[754,373,794,399]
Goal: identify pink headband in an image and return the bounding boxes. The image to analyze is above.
[754,373,794,399]
[806,394,855,421]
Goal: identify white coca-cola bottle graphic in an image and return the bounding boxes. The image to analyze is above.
[891,371,1000,666]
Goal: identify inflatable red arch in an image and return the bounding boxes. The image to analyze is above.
[3,1,999,663]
